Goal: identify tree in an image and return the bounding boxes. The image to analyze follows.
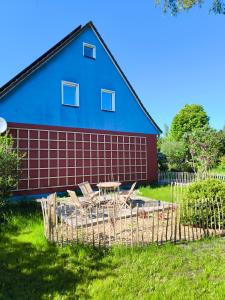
[160,139,188,171]
[170,104,209,141]
[223,124,225,135]
[218,128,225,155]
[0,133,24,204]
[187,126,222,173]
[156,0,225,15]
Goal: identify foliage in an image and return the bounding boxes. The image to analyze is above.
[156,0,225,15]
[218,127,225,155]
[157,151,168,171]
[220,155,225,169]
[170,104,209,142]
[160,139,188,171]
[185,178,225,200]
[158,104,212,172]
[210,166,225,175]
[182,179,225,229]
[0,132,24,204]
[1,202,225,299]
[187,127,222,173]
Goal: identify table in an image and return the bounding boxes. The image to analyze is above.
[97,182,121,205]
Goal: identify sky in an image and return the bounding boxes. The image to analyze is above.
[0,0,224,132]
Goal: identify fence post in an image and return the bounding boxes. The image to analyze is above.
[130,204,134,247]
[152,202,155,243]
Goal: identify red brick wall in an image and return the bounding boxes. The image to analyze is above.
[9,123,158,195]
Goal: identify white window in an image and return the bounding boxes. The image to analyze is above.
[61,81,79,107]
[83,43,96,59]
[101,89,115,112]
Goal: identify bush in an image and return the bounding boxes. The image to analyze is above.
[157,151,168,171]
[0,133,24,205]
[219,155,225,169]
[182,179,225,229]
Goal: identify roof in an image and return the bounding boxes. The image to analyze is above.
[0,21,162,134]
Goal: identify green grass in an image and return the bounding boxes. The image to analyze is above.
[210,166,225,175]
[1,202,225,299]
[139,185,172,202]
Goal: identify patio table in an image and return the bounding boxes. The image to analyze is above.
[97,181,121,205]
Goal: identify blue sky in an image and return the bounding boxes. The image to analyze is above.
[0,0,224,132]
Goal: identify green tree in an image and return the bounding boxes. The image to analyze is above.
[170,104,209,141]
[0,133,24,204]
[218,128,225,155]
[187,126,222,173]
[223,124,225,134]
[156,0,225,15]
[160,139,188,171]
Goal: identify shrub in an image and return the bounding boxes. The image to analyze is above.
[182,179,225,229]
[0,133,24,205]
[219,155,225,169]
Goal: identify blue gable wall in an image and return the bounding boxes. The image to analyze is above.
[0,26,159,135]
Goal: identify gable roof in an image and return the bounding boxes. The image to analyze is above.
[0,21,162,134]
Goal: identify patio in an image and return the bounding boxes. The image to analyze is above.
[40,182,223,247]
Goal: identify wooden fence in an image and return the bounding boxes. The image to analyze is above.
[158,171,225,185]
[40,187,225,247]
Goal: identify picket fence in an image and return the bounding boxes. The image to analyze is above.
[40,184,225,247]
[158,171,225,185]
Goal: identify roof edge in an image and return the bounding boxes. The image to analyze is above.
[0,21,162,134]
[0,23,85,99]
[89,22,162,134]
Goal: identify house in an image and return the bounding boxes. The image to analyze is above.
[0,21,161,195]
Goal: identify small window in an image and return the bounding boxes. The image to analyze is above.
[101,89,115,112]
[83,43,96,59]
[62,81,79,107]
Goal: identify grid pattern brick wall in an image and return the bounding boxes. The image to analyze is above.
[9,124,153,194]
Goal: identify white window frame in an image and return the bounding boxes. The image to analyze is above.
[61,80,80,107]
[101,89,116,112]
[83,42,96,59]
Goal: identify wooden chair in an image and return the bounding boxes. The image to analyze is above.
[118,182,137,208]
[78,182,99,204]
[67,190,93,215]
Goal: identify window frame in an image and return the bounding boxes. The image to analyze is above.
[83,42,96,59]
[61,80,80,107]
[101,89,116,112]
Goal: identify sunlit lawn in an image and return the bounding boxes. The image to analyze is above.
[1,202,225,299]
[139,184,172,202]
[210,166,225,175]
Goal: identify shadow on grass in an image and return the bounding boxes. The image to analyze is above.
[0,202,115,299]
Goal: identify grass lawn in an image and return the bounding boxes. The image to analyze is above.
[210,167,225,175]
[1,202,225,299]
[139,185,172,202]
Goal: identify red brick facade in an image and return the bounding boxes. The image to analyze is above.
[9,123,158,195]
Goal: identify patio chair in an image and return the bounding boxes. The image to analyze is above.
[67,190,93,216]
[78,182,99,204]
[118,182,137,208]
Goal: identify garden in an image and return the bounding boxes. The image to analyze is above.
[1,104,225,299]
[1,195,225,299]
